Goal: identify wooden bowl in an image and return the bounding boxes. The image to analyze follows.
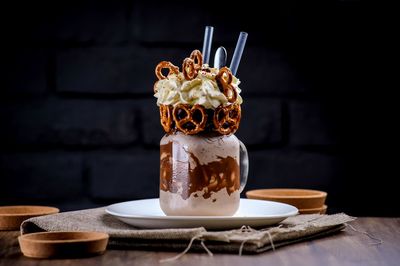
[18,231,109,258]
[0,206,59,230]
[299,205,328,214]
[246,189,327,209]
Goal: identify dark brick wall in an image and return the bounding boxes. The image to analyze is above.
[0,1,396,215]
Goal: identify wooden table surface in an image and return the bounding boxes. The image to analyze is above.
[1,217,399,266]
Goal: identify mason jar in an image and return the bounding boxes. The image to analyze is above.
[159,131,248,216]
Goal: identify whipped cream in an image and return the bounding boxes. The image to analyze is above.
[154,65,242,109]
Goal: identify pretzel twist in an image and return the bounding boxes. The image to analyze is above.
[190,50,203,70]
[159,105,173,133]
[182,50,203,80]
[213,104,241,135]
[172,104,207,135]
[216,67,238,103]
[182,58,197,80]
[155,61,179,81]
[155,50,243,135]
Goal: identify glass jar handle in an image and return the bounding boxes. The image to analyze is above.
[239,140,249,193]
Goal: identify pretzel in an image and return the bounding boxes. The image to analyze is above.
[182,58,197,80]
[216,67,238,103]
[182,50,203,81]
[172,104,207,135]
[213,104,241,135]
[159,105,173,133]
[155,61,179,80]
[190,50,203,70]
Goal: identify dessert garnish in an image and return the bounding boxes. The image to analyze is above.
[154,50,244,135]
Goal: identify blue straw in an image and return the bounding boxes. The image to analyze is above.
[229,32,248,75]
[202,26,214,65]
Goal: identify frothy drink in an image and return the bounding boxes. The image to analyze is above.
[153,49,248,216]
[160,132,240,215]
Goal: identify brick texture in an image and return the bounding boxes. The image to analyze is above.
[1,1,129,45]
[140,99,164,146]
[0,153,83,200]
[238,48,305,95]
[0,1,387,215]
[131,2,291,45]
[88,150,159,200]
[289,101,338,146]
[131,2,207,44]
[245,150,342,191]
[56,47,189,94]
[236,98,282,146]
[0,99,137,147]
[55,1,128,44]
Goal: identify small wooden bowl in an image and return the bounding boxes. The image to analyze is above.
[246,189,327,209]
[18,231,109,258]
[0,206,59,230]
[299,205,328,214]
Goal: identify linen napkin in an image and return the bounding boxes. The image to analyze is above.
[21,207,355,254]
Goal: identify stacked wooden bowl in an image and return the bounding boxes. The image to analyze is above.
[1,205,108,258]
[246,189,327,214]
[0,206,59,230]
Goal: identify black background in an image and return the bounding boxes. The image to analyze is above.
[0,1,397,216]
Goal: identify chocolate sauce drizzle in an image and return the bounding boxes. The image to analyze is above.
[160,141,240,200]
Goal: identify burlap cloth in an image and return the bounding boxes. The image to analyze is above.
[21,208,355,254]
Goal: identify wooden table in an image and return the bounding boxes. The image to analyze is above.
[1,218,399,266]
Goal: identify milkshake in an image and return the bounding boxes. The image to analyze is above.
[153,50,248,216]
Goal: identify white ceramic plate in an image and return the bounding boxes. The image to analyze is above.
[106,198,298,230]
